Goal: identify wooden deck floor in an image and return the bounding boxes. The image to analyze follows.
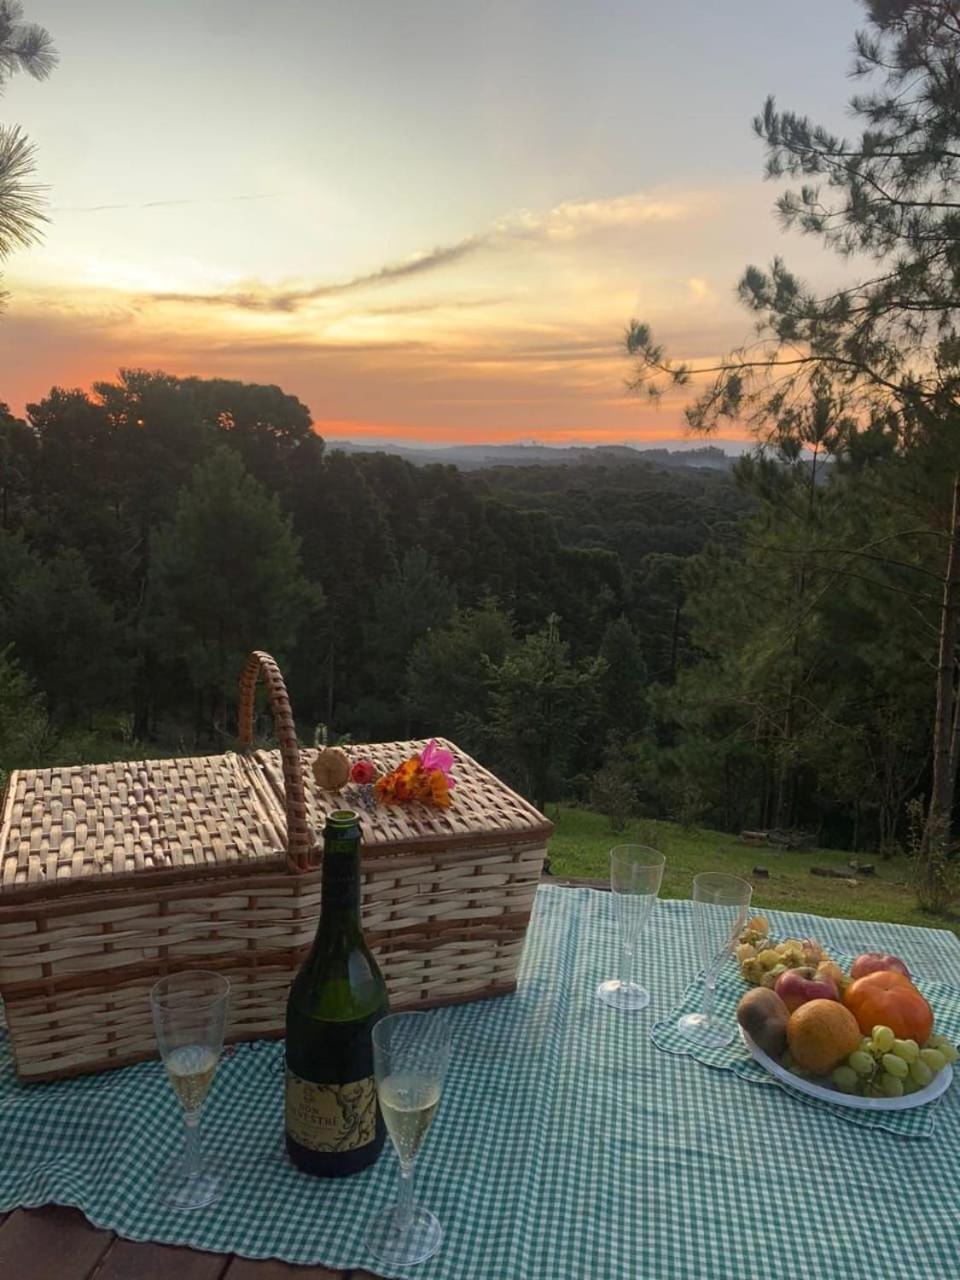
[0,1204,378,1279]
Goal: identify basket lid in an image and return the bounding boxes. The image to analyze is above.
[0,738,551,900]
[256,738,552,855]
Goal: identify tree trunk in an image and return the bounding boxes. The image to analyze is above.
[326,645,335,728]
[921,472,960,905]
[669,602,681,684]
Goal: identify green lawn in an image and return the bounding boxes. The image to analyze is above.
[545,805,960,937]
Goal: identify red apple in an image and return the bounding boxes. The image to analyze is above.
[850,952,911,981]
[774,966,839,1013]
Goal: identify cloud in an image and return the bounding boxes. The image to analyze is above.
[148,237,486,312]
[143,190,692,314]
[363,297,506,316]
[53,193,278,213]
[495,193,687,242]
[2,300,750,449]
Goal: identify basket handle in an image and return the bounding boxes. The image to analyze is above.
[238,650,314,873]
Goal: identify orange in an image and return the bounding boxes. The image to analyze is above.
[787,999,861,1074]
[844,971,933,1043]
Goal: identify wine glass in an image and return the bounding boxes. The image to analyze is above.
[150,970,230,1210]
[596,845,665,1012]
[677,872,752,1048]
[365,1012,452,1268]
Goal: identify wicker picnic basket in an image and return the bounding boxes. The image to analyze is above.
[0,651,551,1082]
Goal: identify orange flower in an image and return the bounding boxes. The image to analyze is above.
[426,769,451,807]
[374,755,452,807]
[375,755,421,804]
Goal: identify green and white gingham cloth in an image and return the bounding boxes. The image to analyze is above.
[2,884,960,1280]
[652,948,960,1139]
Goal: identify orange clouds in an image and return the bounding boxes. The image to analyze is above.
[2,183,798,444]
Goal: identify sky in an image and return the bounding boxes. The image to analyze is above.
[2,0,865,446]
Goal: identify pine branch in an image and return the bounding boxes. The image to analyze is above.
[0,124,46,258]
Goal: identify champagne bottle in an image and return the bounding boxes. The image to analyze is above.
[285,809,388,1176]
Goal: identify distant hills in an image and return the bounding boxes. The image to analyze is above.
[324,440,740,473]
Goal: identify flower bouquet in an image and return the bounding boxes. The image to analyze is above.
[312,739,457,809]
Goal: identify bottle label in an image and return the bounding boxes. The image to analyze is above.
[285,1069,377,1152]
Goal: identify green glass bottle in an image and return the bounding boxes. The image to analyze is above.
[285,809,389,1176]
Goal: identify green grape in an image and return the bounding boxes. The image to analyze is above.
[892,1038,919,1063]
[920,1048,947,1074]
[901,1075,920,1095]
[881,1053,909,1080]
[879,1073,904,1098]
[930,1037,959,1065]
[909,1059,933,1088]
[864,1040,881,1059]
[872,1025,895,1053]
[849,1050,874,1077]
[831,1065,858,1094]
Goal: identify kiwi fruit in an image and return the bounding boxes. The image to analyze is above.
[737,987,790,1059]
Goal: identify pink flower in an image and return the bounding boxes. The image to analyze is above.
[351,759,377,785]
[419,739,456,788]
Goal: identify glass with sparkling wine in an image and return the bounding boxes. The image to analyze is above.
[150,970,230,1210]
[677,872,752,1048]
[365,1011,452,1268]
[597,845,665,1011]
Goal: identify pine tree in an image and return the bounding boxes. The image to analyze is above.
[147,448,319,735]
[0,530,123,723]
[406,599,515,753]
[0,402,34,530]
[0,643,50,782]
[598,615,647,737]
[489,614,604,811]
[0,2,57,304]
[627,0,960,903]
[362,548,456,702]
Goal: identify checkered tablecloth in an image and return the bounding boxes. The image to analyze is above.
[2,884,960,1279]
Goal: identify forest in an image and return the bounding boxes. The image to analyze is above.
[0,368,947,868]
[0,375,748,815]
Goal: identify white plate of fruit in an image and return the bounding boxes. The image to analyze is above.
[735,917,957,1110]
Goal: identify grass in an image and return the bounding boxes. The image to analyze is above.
[545,805,960,937]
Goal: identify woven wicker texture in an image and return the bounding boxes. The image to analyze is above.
[0,739,547,899]
[0,833,545,1079]
[0,754,286,895]
[238,650,313,870]
[0,654,551,1080]
[257,739,549,851]
[0,842,542,1079]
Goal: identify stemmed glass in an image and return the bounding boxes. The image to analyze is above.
[150,970,230,1210]
[366,1012,452,1268]
[596,845,665,1012]
[677,872,752,1047]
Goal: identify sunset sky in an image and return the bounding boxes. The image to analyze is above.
[3,0,863,445]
